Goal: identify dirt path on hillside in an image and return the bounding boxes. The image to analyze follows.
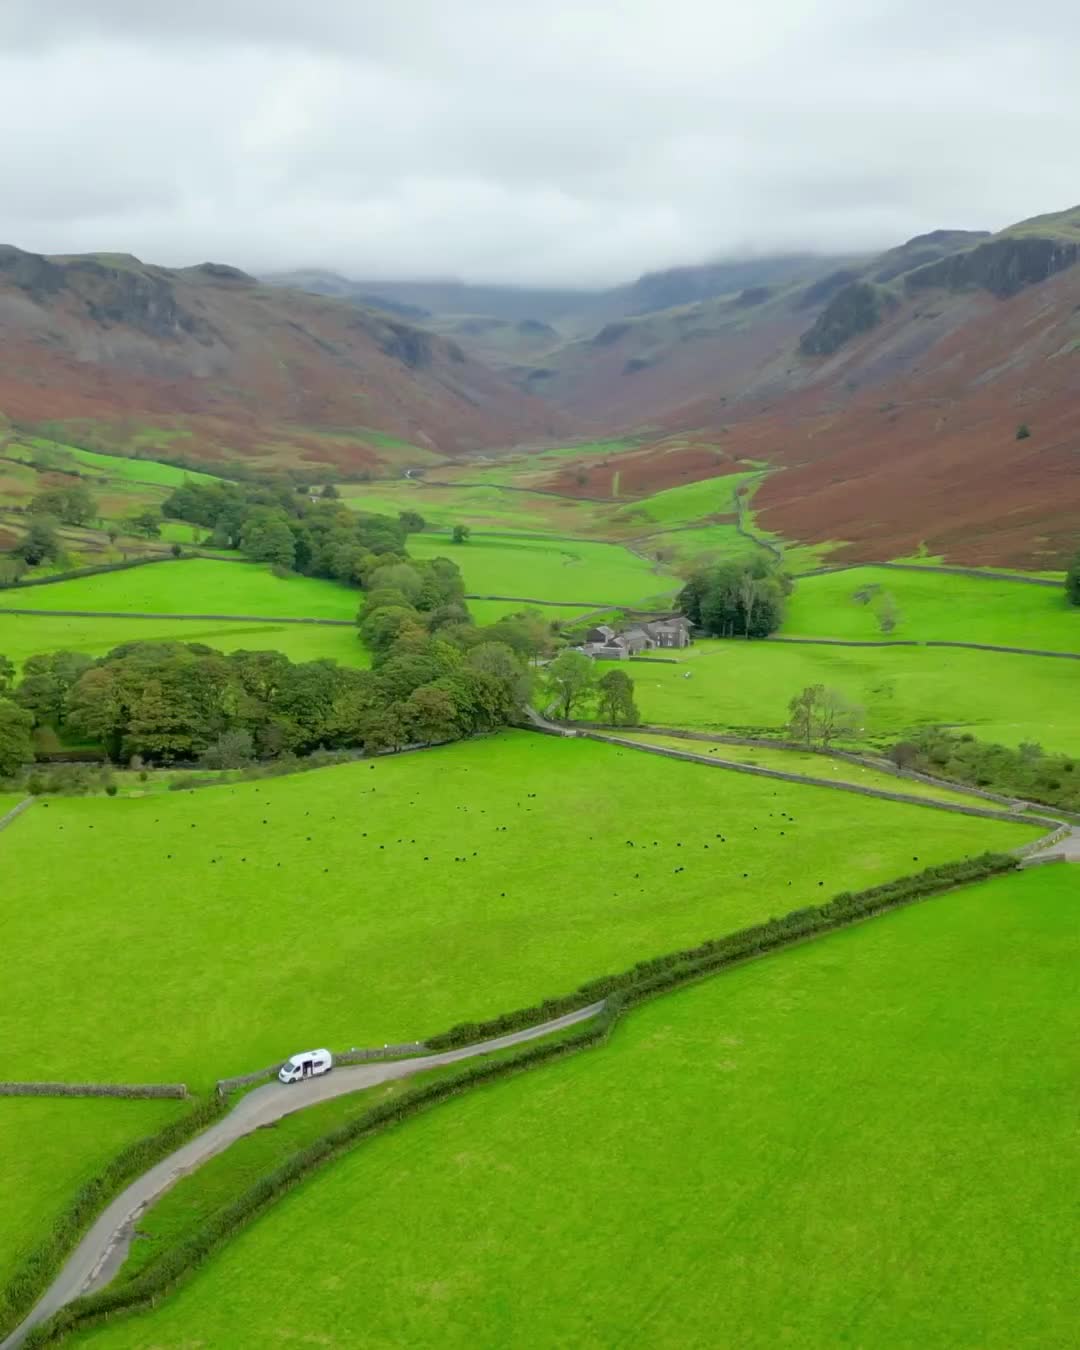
[1,1003,603,1350]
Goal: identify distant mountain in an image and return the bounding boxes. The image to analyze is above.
[615,254,841,315]
[264,271,600,326]
[0,247,566,473]
[654,206,1080,565]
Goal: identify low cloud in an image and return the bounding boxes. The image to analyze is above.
[1,0,1077,285]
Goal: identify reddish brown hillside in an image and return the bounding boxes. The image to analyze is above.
[658,265,1080,566]
[0,247,566,472]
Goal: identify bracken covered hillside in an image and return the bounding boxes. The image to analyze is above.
[0,246,566,474]
[655,208,1080,566]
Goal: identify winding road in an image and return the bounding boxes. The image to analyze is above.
[2,1003,603,1350]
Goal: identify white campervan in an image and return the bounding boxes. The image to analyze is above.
[278,1049,332,1084]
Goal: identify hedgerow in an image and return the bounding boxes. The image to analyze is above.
[426,852,1017,1048]
[21,1006,620,1347]
[0,1093,226,1340]
[13,850,1018,1345]
[0,556,182,592]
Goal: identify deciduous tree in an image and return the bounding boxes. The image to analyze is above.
[597,669,640,725]
[788,684,862,747]
[126,510,162,539]
[546,649,597,720]
[14,516,63,567]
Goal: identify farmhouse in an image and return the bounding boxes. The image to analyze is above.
[578,615,693,659]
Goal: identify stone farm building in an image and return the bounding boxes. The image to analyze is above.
[578,616,693,660]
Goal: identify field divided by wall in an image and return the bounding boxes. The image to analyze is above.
[0,733,1039,1090]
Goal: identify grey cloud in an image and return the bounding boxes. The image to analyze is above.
[0,0,1077,285]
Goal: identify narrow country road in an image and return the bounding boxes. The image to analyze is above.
[3,1003,604,1349]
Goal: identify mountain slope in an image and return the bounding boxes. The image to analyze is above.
[657,209,1080,565]
[0,247,567,474]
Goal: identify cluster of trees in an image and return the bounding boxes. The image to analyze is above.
[677,556,790,638]
[3,482,168,574]
[0,564,558,770]
[29,482,96,526]
[162,480,423,584]
[893,730,1080,812]
[0,629,533,772]
[544,650,640,725]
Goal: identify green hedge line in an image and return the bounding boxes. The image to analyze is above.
[0,555,184,593]
[0,1092,226,1341]
[14,850,1017,1346]
[426,852,1018,1049]
[22,1005,621,1347]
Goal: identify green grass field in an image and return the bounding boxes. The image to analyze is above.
[409,532,676,605]
[613,639,1080,754]
[0,1098,186,1296]
[0,613,369,671]
[8,438,224,489]
[785,566,1080,652]
[614,732,998,805]
[341,480,599,534]
[1,559,358,620]
[0,734,1036,1088]
[72,866,1079,1349]
[611,470,755,527]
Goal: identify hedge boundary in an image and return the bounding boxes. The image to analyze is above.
[425,852,1018,1048]
[19,1008,620,1347]
[14,851,1021,1346]
[0,1094,226,1341]
[575,729,1063,829]
[0,556,183,593]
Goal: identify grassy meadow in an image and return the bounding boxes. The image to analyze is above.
[785,566,1080,652]
[0,733,1037,1089]
[410,532,675,605]
[610,470,755,527]
[1,559,358,620]
[611,639,1080,754]
[0,1098,186,1298]
[340,479,600,535]
[71,866,1079,1350]
[0,612,369,671]
[4,437,224,490]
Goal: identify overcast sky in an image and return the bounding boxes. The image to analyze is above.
[2,0,1077,286]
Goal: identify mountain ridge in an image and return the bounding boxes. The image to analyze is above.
[0,244,567,474]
